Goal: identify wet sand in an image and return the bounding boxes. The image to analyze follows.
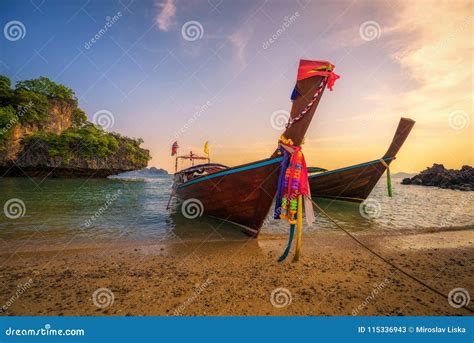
[0,229,472,316]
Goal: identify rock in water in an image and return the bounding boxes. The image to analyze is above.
[400,164,473,191]
[0,76,150,177]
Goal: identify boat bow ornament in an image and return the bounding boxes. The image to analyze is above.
[274,60,340,262]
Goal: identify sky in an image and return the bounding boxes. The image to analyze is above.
[0,0,472,173]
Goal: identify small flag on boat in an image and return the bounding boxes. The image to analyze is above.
[204,141,209,156]
[171,141,179,156]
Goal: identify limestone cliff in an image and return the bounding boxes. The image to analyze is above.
[0,76,150,177]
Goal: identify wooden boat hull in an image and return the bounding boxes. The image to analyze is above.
[172,61,335,236]
[175,157,282,236]
[309,117,415,203]
[308,157,394,202]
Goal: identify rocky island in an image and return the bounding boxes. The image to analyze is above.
[0,76,150,177]
[401,164,473,191]
[112,167,168,179]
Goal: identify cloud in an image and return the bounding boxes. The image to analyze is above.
[155,0,176,31]
[368,1,473,167]
[332,2,472,129]
[308,0,472,170]
[228,25,255,70]
[381,2,472,126]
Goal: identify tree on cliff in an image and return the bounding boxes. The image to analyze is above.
[0,76,13,105]
[16,76,77,103]
[0,76,88,135]
[0,75,150,174]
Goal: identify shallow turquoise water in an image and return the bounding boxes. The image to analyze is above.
[0,175,472,247]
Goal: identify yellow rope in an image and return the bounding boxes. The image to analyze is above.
[293,194,303,262]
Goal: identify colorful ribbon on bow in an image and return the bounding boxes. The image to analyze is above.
[274,136,314,262]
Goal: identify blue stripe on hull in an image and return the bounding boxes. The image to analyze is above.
[308,157,394,179]
[177,157,283,188]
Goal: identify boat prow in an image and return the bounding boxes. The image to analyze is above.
[171,59,338,236]
[308,117,415,202]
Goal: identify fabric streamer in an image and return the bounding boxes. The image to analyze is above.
[274,136,314,262]
[290,85,299,101]
[278,224,295,262]
[274,62,340,262]
[274,149,290,219]
[379,159,392,197]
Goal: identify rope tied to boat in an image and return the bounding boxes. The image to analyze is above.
[308,197,474,314]
[286,79,326,129]
[287,64,340,129]
[379,158,392,197]
[274,137,314,262]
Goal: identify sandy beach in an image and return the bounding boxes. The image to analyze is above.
[0,228,472,316]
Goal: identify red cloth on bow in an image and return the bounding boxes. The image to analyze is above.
[296,59,340,91]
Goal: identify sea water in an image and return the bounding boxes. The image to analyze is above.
[0,176,472,248]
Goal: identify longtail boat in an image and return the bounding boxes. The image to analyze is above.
[170,59,340,237]
[308,117,415,203]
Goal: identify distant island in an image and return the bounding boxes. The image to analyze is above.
[0,76,150,177]
[112,167,168,179]
[392,172,416,179]
[401,164,473,191]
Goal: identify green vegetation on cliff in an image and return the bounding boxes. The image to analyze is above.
[0,75,150,171]
[0,75,81,136]
[22,124,149,166]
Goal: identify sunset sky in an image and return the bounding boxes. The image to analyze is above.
[1,0,472,173]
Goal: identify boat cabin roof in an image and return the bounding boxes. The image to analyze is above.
[307,166,328,173]
[178,163,228,175]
